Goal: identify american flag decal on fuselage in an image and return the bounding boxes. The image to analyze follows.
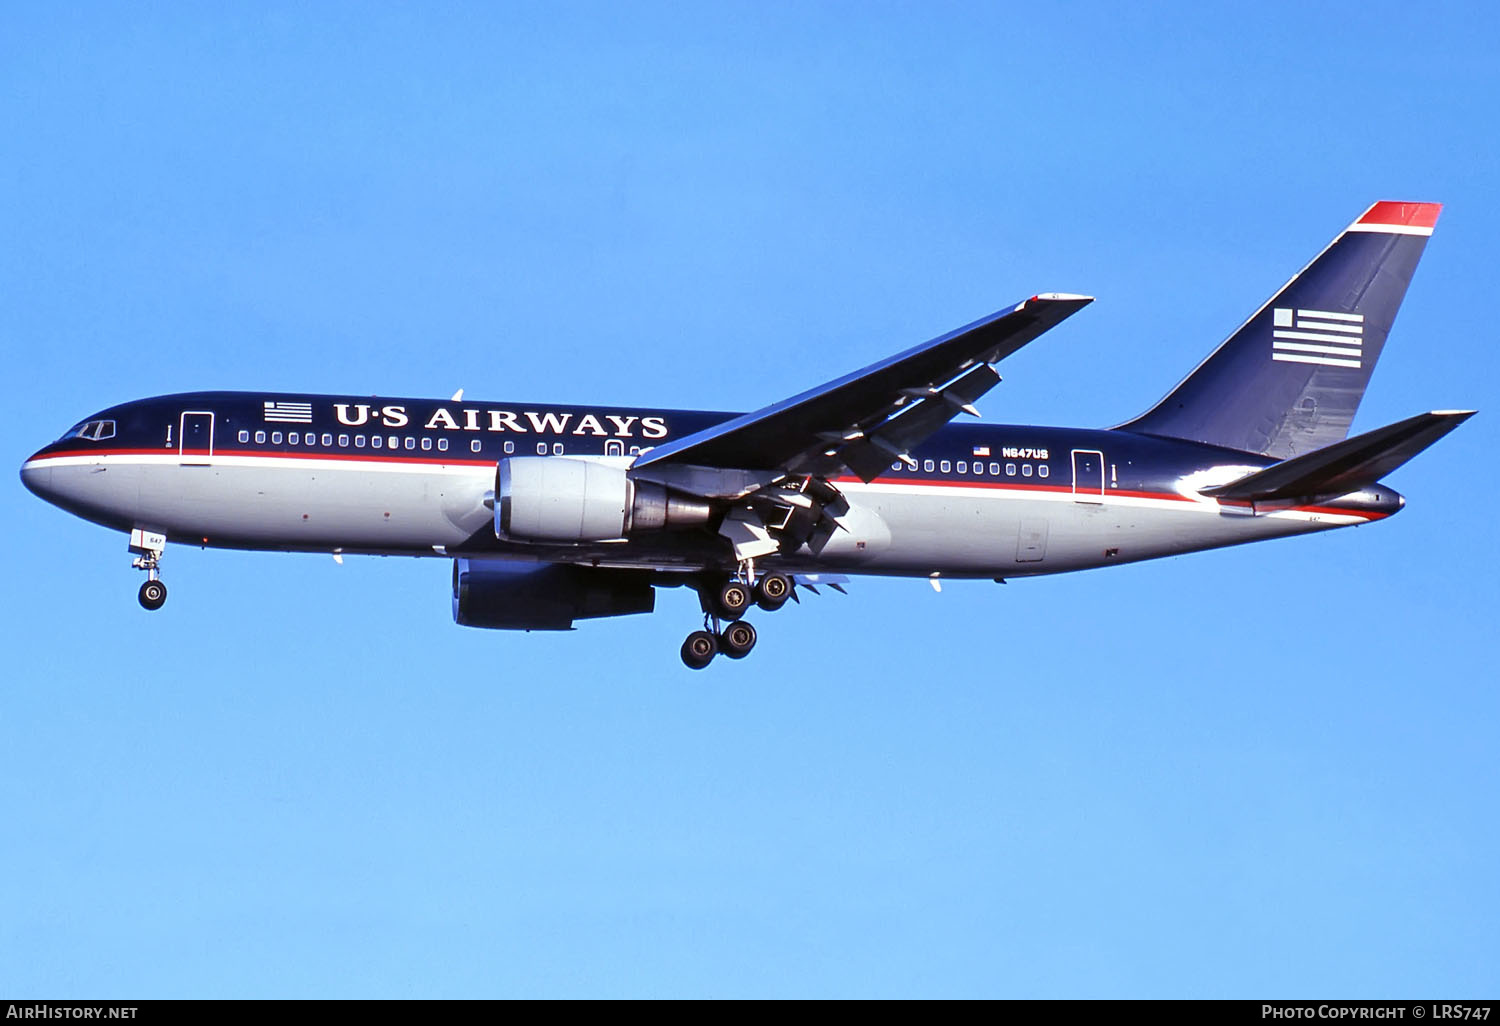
[1271,307,1364,369]
[263,400,314,424]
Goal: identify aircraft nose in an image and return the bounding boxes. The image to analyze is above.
[20,450,54,500]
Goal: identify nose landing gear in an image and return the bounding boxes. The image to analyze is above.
[129,528,168,611]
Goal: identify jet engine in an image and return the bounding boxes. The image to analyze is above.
[452,558,655,630]
[496,457,712,542]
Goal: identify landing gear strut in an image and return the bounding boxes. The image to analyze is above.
[130,528,167,611]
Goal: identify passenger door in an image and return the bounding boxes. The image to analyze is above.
[1071,449,1105,503]
[179,411,214,465]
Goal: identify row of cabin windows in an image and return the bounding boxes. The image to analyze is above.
[235,430,642,458]
[238,429,452,452]
[890,458,1051,479]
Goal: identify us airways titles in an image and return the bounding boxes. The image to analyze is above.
[330,403,670,439]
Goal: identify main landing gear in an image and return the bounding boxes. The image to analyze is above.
[129,528,168,611]
[679,567,793,669]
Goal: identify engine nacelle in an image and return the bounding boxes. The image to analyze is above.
[452,558,655,631]
[496,457,712,543]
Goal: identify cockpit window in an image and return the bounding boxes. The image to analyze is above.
[68,420,117,442]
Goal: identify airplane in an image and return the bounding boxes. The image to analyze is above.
[20,201,1473,668]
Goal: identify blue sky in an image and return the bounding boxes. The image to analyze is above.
[3,2,1497,998]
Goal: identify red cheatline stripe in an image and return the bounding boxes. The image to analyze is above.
[834,473,1197,504]
[1299,504,1390,520]
[1357,201,1442,228]
[30,447,494,468]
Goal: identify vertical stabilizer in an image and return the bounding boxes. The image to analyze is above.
[1120,201,1440,457]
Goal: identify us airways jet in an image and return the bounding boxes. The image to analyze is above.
[21,201,1473,667]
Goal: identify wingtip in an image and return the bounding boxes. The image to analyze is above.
[1016,292,1093,314]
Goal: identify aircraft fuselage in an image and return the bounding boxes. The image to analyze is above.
[21,390,1399,581]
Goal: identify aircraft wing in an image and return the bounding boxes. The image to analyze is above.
[633,293,1093,483]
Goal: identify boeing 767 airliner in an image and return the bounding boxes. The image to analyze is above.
[21,201,1472,667]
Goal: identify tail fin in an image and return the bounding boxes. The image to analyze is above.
[1200,410,1475,503]
[1120,201,1442,457]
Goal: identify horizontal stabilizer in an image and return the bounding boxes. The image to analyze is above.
[1201,410,1475,503]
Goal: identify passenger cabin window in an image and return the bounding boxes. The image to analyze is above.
[272,431,283,444]
[957,461,967,473]
[437,438,448,452]
[288,433,299,446]
[940,460,951,473]
[1005,463,1016,476]
[338,434,349,447]
[1022,464,1033,477]
[387,436,398,449]
[923,459,935,472]
[404,437,415,450]
[553,443,564,455]
[536,443,547,455]
[355,435,366,448]
[371,436,382,448]
[503,441,514,455]
[322,433,333,446]
[1039,465,1050,478]
[471,439,482,453]
[421,437,432,451]
[306,433,316,446]
[988,462,999,475]
[238,430,249,443]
